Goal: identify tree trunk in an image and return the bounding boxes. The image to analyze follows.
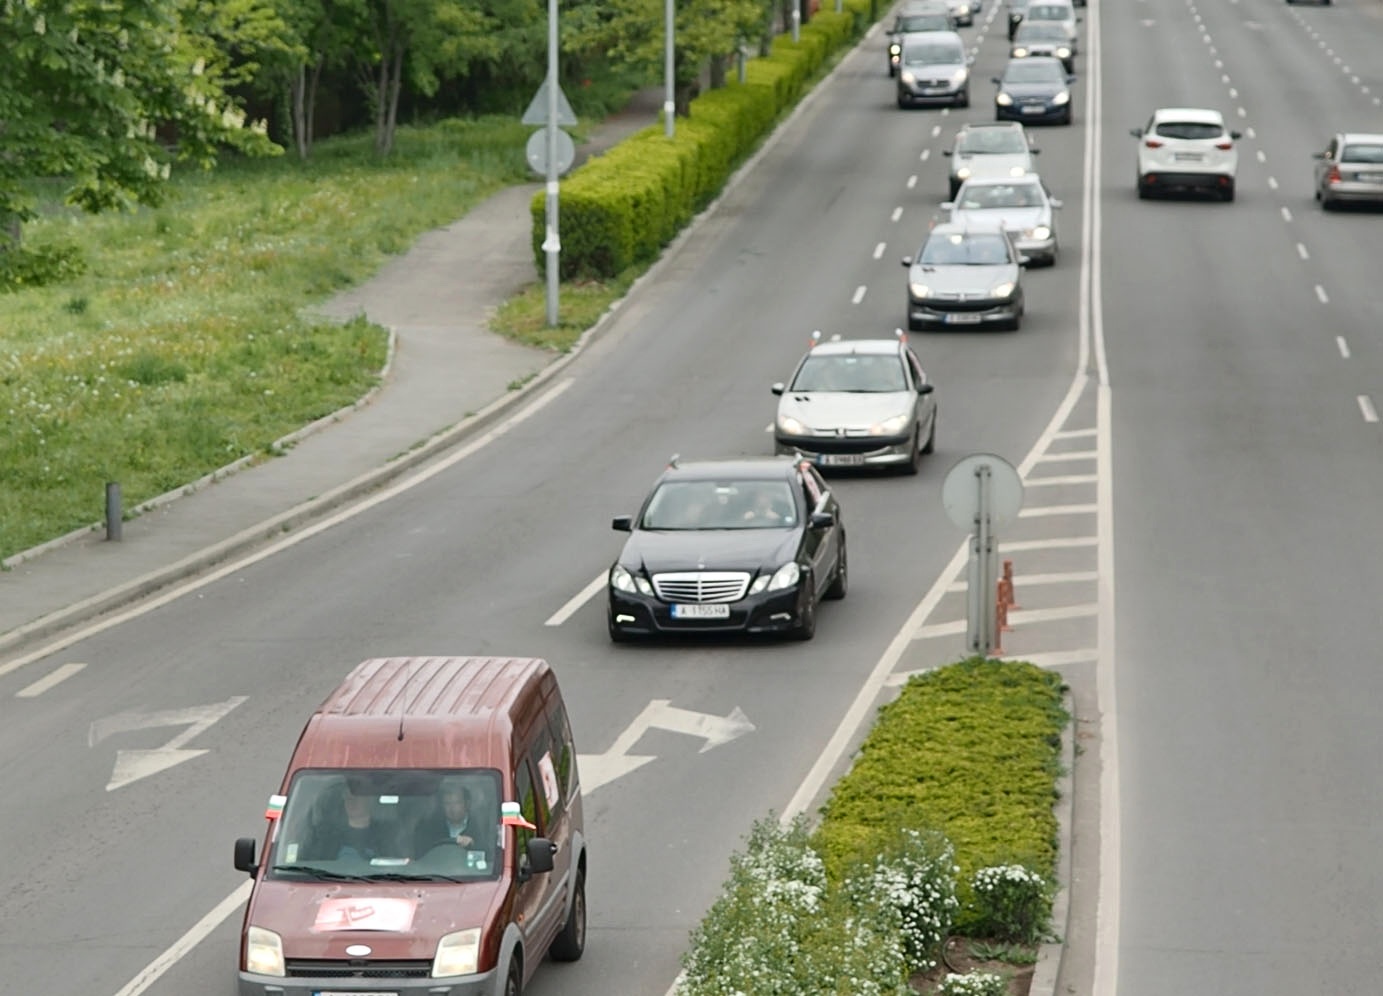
[383,42,403,154]
[291,65,309,160]
[374,53,390,155]
[306,59,323,157]
[709,53,727,90]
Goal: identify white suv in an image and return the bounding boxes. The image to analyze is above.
[1131,107,1240,202]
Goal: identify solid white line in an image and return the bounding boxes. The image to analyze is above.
[112,880,253,996]
[1035,450,1096,463]
[1001,536,1098,552]
[0,380,576,680]
[874,241,886,260]
[1054,427,1097,439]
[15,662,86,698]
[1296,242,1309,260]
[1359,396,1379,423]
[913,618,968,640]
[852,285,867,304]
[891,206,903,222]
[1315,284,1328,304]
[1281,206,1293,222]
[1337,336,1351,359]
[1025,473,1098,486]
[907,174,918,189]
[1019,503,1098,518]
[544,573,607,627]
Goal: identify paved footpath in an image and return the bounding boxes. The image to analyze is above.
[0,90,663,657]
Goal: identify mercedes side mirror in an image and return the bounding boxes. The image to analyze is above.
[612,515,632,532]
[809,510,836,530]
[234,837,258,876]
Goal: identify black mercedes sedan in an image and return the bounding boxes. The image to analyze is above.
[607,457,846,642]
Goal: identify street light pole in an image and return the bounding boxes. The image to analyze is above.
[543,0,560,325]
[664,0,675,138]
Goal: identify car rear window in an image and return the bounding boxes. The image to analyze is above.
[1341,144,1383,164]
[1154,122,1224,141]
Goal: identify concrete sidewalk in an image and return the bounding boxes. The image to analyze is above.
[0,90,664,660]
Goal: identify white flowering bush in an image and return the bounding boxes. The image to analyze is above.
[801,884,912,996]
[969,864,1051,944]
[935,970,1008,996]
[842,828,960,973]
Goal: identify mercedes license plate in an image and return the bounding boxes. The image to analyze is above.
[945,313,982,324]
[670,603,731,619]
[821,453,866,467]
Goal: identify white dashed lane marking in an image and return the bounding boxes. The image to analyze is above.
[874,242,886,260]
[1359,396,1379,423]
[1337,337,1351,359]
[1315,284,1329,304]
[1297,243,1309,260]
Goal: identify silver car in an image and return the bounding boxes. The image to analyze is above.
[896,31,971,109]
[1020,0,1079,52]
[902,222,1028,331]
[943,121,1041,198]
[1010,20,1075,72]
[942,175,1063,265]
[773,334,938,475]
[1313,133,1383,210]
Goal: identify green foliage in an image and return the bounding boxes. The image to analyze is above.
[839,828,958,973]
[968,864,1053,944]
[812,658,1068,934]
[0,242,87,293]
[935,971,1008,996]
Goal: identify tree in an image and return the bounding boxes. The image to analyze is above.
[0,0,280,249]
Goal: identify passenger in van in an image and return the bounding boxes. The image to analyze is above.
[413,778,492,856]
[303,780,401,862]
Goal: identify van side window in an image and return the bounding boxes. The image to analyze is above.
[546,703,577,802]
[527,722,557,826]
[513,760,540,876]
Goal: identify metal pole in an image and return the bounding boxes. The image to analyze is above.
[105,481,122,542]
[543,0,560,326]
[791,5,800,42]
[965,465,996,655]
[664,0,675,137]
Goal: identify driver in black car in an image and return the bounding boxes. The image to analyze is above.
[414,779,491,856]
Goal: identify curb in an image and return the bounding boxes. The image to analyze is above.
[1029,685,1076,996]
[0,18,883,660]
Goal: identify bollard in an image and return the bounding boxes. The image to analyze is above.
[1002,558,1018,608]
[996,589,1012,632]
[992,598,1007,656]
[105,481,122,542]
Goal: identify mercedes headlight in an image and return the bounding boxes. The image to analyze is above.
[778,413,807,435]
[990,281,1016,299]
[1053,90,1070,106]
[996,92,1014,106]
[433,928,481,978]
[909,282,931,299]
[1027,225,1051,241]
[610,563,653,596]
[245,926,285,978]
[900,70,916,85]
[1056,46,1071,58]
[871,413,910,436]
[749,562,801,594]
[1012,46,1029,57]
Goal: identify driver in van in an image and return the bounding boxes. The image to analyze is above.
[413,779,491,856]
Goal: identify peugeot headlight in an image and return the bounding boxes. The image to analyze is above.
[1053,90,1070,106]
[1056,46,1071,58]
[990,281,1016,299]
[244,926,285,978]
[956,2,971,13]
[433,928,481,978]
[900,70,916,85]
[749,562,801,594]
[871,413,910,436]
[1012,46,1029,57]
[778,413,807,435]
[996,92,1014,106]
[1027,225,1051,241]
[610,563,653,596]
[909,282,931,299]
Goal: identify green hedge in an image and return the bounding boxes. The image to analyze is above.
[532,0,876,279]
[811,658,1068,933]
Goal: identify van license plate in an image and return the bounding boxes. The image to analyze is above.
[670,603,731,619]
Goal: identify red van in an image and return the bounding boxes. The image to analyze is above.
[233,656,586,996]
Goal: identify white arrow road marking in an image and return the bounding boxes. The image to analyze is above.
[89,696,247,791]
[577,699,756,793]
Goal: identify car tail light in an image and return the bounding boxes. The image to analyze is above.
[1143,139,1163,149]
[1214,141,1233,150]
[1326,165,1341,185]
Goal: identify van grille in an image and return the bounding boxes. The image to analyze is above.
[285,958,432,978]
[653,571,751,603]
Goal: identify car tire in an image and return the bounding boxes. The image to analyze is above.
[901,428,921,476]
[792,587,817,641]
[921,413,936,454]
[550,866,586,961]
[825,538,848,600]
[505,957,522,996]
[957,88,969,109]
[897,94,910,109]
[1222,179,1235,202]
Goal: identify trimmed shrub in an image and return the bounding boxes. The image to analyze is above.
[841,828,959,973]
[969,864,1053,944]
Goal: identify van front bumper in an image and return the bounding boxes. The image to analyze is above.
[239,968,496,996]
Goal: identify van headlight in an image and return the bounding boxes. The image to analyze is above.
[245,926,285,978]
[1053,90,1070,106]
[951,68,968,84]
[900,70,916,85]
[889,42,901,56]
[610,564,653,596]
[433,928,481,978]
[871,413,910,435]
[996,92,1013,106]
[778,413,807,435]
[749,562,801,594]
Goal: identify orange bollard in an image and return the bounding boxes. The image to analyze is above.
[1002,559,1019,609]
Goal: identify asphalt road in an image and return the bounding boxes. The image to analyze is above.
[0,8,1088,996]
[9,0,1382,993]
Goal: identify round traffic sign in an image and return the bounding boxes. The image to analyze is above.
[941,452,1024,529]
[526,128,576,176]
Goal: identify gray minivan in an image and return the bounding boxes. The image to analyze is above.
[896,30,972,109]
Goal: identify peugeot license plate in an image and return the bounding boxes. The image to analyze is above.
[670,603,731,619]
[821,453,866,467]
[945,313,982,324]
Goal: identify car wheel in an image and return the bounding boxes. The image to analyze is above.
[550,866,586,961]
[957,88,969,109]
[900,427,921,476]
[897,94,910,109]
[1222,179,1235,202]
[505,957,522,996]
[921,412,936,454]
[792,587,817,641]
[825,538,848,600]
